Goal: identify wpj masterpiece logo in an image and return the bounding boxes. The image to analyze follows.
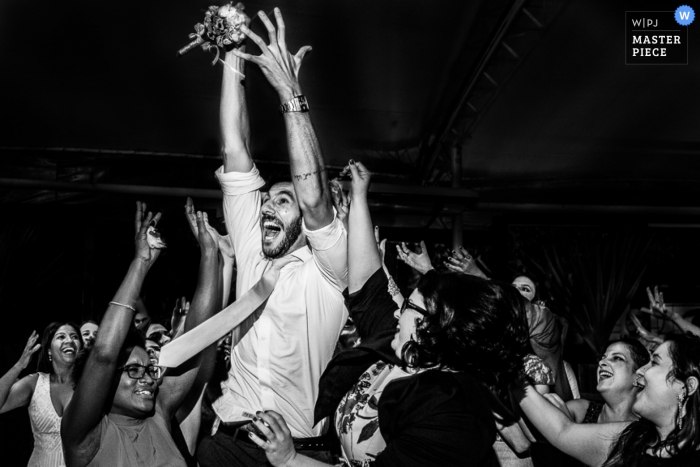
[625,5,694,64]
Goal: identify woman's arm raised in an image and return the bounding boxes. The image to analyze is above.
[517,384,626,466]
[346,161,382,294]
[0,331,40,413]
[157,211,221,419]
[62,202,161,467]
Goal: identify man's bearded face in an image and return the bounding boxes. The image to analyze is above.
[260,183,304,259]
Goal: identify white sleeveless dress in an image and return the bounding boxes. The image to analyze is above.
[27,373,65,467]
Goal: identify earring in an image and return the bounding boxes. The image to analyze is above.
[48,353,52,362]
[677,393,686,430]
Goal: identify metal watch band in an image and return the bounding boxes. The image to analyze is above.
[279,95,309,113]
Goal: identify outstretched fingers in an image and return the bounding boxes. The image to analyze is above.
[135,201,144,234]
[257,11,280,53]
[294,45,312,70]
[240,24,270,57]
[273,8,288,56]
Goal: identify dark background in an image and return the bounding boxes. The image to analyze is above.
[2,0,700,462]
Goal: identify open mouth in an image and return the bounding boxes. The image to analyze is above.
[597,368,613,382]
[262,221,282,241]
[134,388,154,398]
[61,346,77,356]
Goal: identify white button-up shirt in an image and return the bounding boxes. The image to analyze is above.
[212,165,348,438]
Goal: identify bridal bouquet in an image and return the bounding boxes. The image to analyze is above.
[177,2,248,64]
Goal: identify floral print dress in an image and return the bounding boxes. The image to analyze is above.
[334,361,410,466]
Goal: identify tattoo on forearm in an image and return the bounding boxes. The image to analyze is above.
[293,168,326,181]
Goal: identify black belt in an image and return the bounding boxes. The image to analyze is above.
[217,422,331,452]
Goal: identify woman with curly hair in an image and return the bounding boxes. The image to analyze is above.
[0,321,82,467]
[243,161,531,467]
[518,333,700,466]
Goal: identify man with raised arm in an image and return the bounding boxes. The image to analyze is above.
[197,8,347,467]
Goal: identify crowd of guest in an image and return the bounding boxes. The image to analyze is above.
[2,6,700,467]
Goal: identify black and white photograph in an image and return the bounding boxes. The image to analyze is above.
[1,1,700,466]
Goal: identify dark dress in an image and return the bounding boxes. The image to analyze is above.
[315,268,498,467]
[639,450,700,466]
[582,401,604,424]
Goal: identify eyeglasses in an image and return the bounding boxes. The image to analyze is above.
[399,298,428,317]
[118,364,164,380]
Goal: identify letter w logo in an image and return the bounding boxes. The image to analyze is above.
[680,11,690,20]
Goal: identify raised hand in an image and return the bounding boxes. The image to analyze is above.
[231,8,311,101]
[396,241,434,275]
[444,246,488,278]
[196,211,219,254]
[17,331,41,370]
[346,160,371,201]
[642,286,676,319]
[185,198,234,258]
[248,410,297,467]
[134,201,162,265]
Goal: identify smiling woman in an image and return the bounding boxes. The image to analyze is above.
[60,202,222,467]
[518,333,700,467]
[554,338,649,426]
[0,321,82,467]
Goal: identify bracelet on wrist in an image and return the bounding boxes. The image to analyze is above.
[280,95,309,113]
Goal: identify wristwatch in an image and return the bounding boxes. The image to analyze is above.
[279,95,309,113]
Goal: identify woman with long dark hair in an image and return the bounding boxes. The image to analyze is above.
[0,321,82,466]
[518,333,700,466]
[240,161,531,467]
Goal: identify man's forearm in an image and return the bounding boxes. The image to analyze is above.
[284,111,333,228]
[221,50,253,173]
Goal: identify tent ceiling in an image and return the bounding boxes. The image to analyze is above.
[1,0,698,226]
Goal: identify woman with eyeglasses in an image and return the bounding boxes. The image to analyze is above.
[241,161,530,467]
[0,322,82,467]
[61,203,221,467]
[516,333,700,467]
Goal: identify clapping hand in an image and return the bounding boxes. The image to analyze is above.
[396,241,434,275]
[16,331,41,370]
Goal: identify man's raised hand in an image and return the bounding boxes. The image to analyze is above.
[231,8,312,101]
